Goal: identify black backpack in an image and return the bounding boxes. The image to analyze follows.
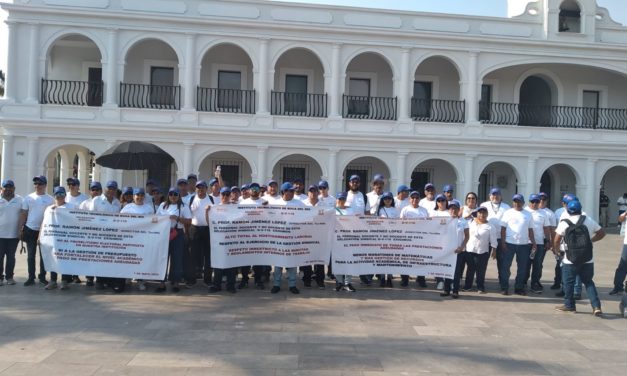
[562,216,593,265]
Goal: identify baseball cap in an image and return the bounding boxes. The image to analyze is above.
[241,184,250,190]
[372,174,385,183]
[562,194,578,204]
[512,194,525,202]
[220,187,231,194]
[267,179,278,186]
[146,179,157,186]
[292,177,304,184]
[133,188,145,195]
[317,180,329,189]
[1,179,15,188]
[122,186,133,195]
[280,182,295,192]
[409,191,420,198]
[151,187,162,194]
[33,175,47,185]
[89,181,102,190]
[336,192,348,200]
[176,178,188,186]
[230,186,240,192]
[424,183,435,191]
[308,185,319,192]
[187,173,198,181]
[53,186,66,196]
[349,175,360,182]
[105,180,118,189]
[566,200,582,214]
[471,206,488,217]
[435,193,447,202]
[529,194,540,202]
[195,180,208,188]
[443,184,454,192]
[168,187,179,195]
[448,199,461,208]
[66,177,80,185]
[249,182,260,190]
[490,188,501,195]
[539,192,549,199]
[381,191,394,200]
[208,178,219,186]
[397,184,410,193]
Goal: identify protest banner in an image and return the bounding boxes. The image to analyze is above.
[209,205,335,268]
[332,216,459,278]
[39,208,171,279]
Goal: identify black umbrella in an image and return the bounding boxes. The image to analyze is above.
[96,141,174,171]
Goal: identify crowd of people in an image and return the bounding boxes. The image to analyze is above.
[1,170,626,317]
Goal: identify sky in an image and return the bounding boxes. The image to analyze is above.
[1,0,627,77]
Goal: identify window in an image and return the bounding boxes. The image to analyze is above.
[412,81,432,118]
[285,74,308,113]
[410,170,430,196]
[87,67,102,107]
[150,66,174,106]
[348,78,370,115]
[479,84,492,121]
[582,90,599,127]
[218,70,242,109]
[217,165,239,187]
[559,0,581,33]
[283,167,306,186]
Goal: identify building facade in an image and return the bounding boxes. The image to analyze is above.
[1,0,627,220]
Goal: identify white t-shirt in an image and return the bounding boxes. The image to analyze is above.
[525,206,551,244]
[466,221,498,254]
[190,195,214,226]
[419,198,436,212]
[399,205,429,219]
[78,197,94,211]
[555,214,601,264]
[462,205,478,219]
[295,193,308,202]
[120,203,154,215]
[430,209,450,218]
[240,197,267,205]
[541,207,557,227]
[180,194,192,206]
[66,193,88,206]
[42,202,76,224]
[91,195,121,213]
[378,206,399,218]
[346,191,368,214]
[618,196,627,211]
[22,192,54,231]
[157,202,192,229]
[481,200,511,240]
[366,191,381,215]
[277,198,305,207]
[0,195,23,238]
[317,195,336,208]
[336,206,361,216]
[453,217,469,248]
[264,194,283,205]
[500,208,533,245]
[395,197,410,211]
[303,198,320,207]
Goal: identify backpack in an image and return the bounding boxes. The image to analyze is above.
[561,216,593,265]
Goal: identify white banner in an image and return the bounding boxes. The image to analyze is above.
[210,205,335,268]
[332,216,459,278]
[40,208,171,279]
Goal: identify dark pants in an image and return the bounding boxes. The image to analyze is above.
[499,243,531,291]
[562,262,601,310]
[240,265,264,284]
[401,275,426,285]
[444,252,466,294]
[613,244,627,292]
[213,267,236,289]
[525,244,546,286]
[23,226,46,281]
[302,264,325,284]
[189,225,211,283]
[464,252,490,291]
[0,238,18,280]
[167,229,185,284]
[553,258,562,286]
[50,272,71,283]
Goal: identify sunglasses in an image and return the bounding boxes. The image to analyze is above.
[318,187,328,190]
[250,187,260,192]
[90,188,102,191]
[55,193,66,197]
[67,183,78,186]
[168,192,179,196]
[33,182,44,186]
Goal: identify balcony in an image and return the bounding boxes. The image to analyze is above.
[480,101,627,130]
[271,92,327,117]
[119,83,181,110]
[41,79,103,107]
[342,95,397,120]
[411,98,465,123]
[197,87,255,114]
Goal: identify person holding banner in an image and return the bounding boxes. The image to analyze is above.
[151,187,164,212]
[292,178,307,202]
[366,174,385,215]
[346,175,372,286]
[399,191,430,288]
[120,187,133,208]
[66,178,88,207]
[377,191,399,288]
[441,200,469,298]
[44,186,76,291]
[90,181,122,291]
[80,181,102,287]
[120,188,155,291]
[155,188,192,293]
[317,180,335,208]
[207,187,237,294]
[0,179,22,286]
[239,184,250,203]
[430,194,450,290]
[302,185,326,289]
[229,186,240,204]
[238,182,267,290]
[189,180,215,286]
[419,183,436,212]
[395,185,411,211]
[334,192,356,292]
[263,180,282,205]
[464,207,497,293]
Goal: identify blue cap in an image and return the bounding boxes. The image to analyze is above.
[566,200,582,214]
[1,179,15,188]
[562,194,578,204]
[381,191,394,199]
[187,173,198,181]
[397,184,410,193]
[146,179,157,186]
[472,206,488,217]
[230,186,240,192]
[512,194,525,202]
[105,181,118,189]
[53,186,66,195]
[151,187,162,194]
[208,178,219,186]
[66,177,80,185]
[539,192,548,199]
[241,184,250,190]
[490,188,501,195]
[133,188,145,195]
[424,183,435,191]
[449,199,461,208]
[267,179,277,186]
[292,177,304,184]
[122,187,133,195]
[249,182,260,189]
[372,174,385,183]
[176,178,188,186]
[195,180,207,188]
[529,194,540,202]
[443,184,454,192]
[349,175,360,182]
[280,182,295,192]
[220,187,231,194]
[33,175,47,185]
[308,185,319,192]
[336,192,348,200]
[409,191,421,198]
[435,194,447,202]
[318,180,329,189]
[168,187,179,195]
[89,181,102,190]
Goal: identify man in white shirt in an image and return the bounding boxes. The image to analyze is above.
[209,177,221,202]
[176,179,191,205]
[0,180,22,286]
[499,194,536,296]
[346,175,369,215]
[292,178,307,202]
[238,182,267,289]
[553,200,605,315]
[90,180,122,291]
[524,194,552,294]
[443,184,456,204]
[480,187,510,290]
[366,174,385,215]
[610,209,627,295]
[302,185,326,289]
[395,185,410,211]
[80,181,102,287]
[419,183,436,211]
[317,180,335,208]
[239,184,250,203]
[189,180,215,286]
[271,182,303,294]
[399,191,430,287]
[44,186,76,291]
[18,175,54,286]
[65,177,88,207]
[263,180,282,205]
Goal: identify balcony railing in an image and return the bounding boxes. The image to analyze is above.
[411,98,465,123]
[197,87,255,114]
[342,95,397,120]
[119,83,180,110]
[41,79,103,106]
[480,101,627,130]
[271,92,327,117]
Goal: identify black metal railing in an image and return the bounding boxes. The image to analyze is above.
[196,87,255,114]
[271,92,327,117]
[41,79,103,106]
[342,95,397,120]
[480,101,627,130]
[119,83,180,110]
[411,98,465,123]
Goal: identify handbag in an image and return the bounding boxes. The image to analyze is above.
[169,208,180,241]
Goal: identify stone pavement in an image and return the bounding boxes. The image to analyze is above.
[0,231,625,376]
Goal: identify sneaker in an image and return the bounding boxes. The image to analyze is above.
[271,286,280,294]
[39,278,49,286]
[574,294,582,300]
[385,280,393,288]
[237,280,248,289]
[255,282,265,290]
[289,287,300,294]
[45,281,58,290]
[440,292,450,297]
[86,280,94,287]
[346,284,356,292]
[316,281,325,290]
[514,289,527,296]
[138,282,146,291]
[478,289,486,294]
[208,286,221,293]
[609,289,623,296]
[592,307,603,317]
[554,305,576,313]
[436,281,444,290]
[451,292,459,299]
[461,287,472,292]
[6,278,16,285]
[335,284,343,291]
[24,278,35,286]
[60,281,69,290]
[550,283,561,290]
[555,291,565,297]
[530,285,543,294]
[501,289,510,296]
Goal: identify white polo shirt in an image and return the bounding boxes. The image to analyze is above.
[276,198,305,207]
[346,190,368,214]
[120,203,155,215]
[366,191,381,215]
[91,195,121,213]
[317,195,336,208]
[480,200,511,240]
[466,221,498,254]
[189,195,214,226]
[0,194,23,238]
[263,194,283,205]
[500,208,533,245]
[157,202,192,229]
[22,192,54,231]
[395,197,410,211]
[399,205,429,219]
[66,193,89,206]
[240,197,267,205]
[419,198,436,212]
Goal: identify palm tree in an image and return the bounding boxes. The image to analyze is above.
[0,70,5,97]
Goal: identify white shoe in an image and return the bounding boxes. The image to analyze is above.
[45,281,58,290]
[6,278,15,285]
[60,281,69,290]
[436,281,444,290]
[138,282,146,291]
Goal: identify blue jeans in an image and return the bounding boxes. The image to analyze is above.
[464,252,490,291]
[562,263,601,310]
[168,229,185,283]
[23,227,46,280]
[273,267,297,287]
[499,243,530,291]
[525,244,546,286]
[0,238,18,280]
[613,244,627,291]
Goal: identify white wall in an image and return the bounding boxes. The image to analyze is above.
[414,57,461,100]
[124,40,179,84]
[274,48,325,94]
[48,42,102,81]
[199,44,254,90]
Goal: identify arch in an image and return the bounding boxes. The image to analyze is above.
[475,159,523,183]
[270,153,325,189]
[271,44,329,76]
[514,68,564,105]
[120,34,185,66]
[343,48,398,79]
[407,156,463,185]
[338,152,393,180]
[539,163,580,206]
[197,40,257,71]
[598,162,627,184]
[197,150,255,187]
[269,150,328,179]
[42,29,107,62]
[559,0,582,33]
[38,142,102,169]
[412,53,466,83]
[195,148,257,178]
[480,59,627,83]
[537,161,583,186]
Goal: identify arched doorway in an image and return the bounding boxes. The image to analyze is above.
[601,165,627,226]
[198,151,253,188]
[410,159,459,198]
[539,164,578,211]
[342,157,391,195]
[270,154,323,188]
[412,56,463,122]
[344,52,395,120]
[44,145,93,193]
[478,162,519,203]
[519,76,553,126]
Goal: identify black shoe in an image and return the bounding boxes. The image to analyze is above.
[271,286,280,294]
[316,281,325,290]
[574,294,582,300]
[328,274,336,281]
[335,284,343,292]
[86,280,94,287]
[400,280,408,287]
[289,287,300,294]
[386,280,393,288]
[609,289,623,296]
[256,282,265,290]
[155,285,166,293]
[227,286,237,294]
[417,280,427,288]
[346,284,356,292]
[530,284,543,294]
[23,279,35,286]
[39,279,49,286]
[514,289,527,296]
[440,292,451,297]
[237,280,248,289]
[550,283,561,290]
[451,292,459,299]
[72,276,82,284]
[304,280,312,288]
[501,289,510,296]
[95,281,105,290]
[208,286,221,293]
[172,285,180,293]
[555,291,565,297]
[461,287,472,292]
[379,280,385,287]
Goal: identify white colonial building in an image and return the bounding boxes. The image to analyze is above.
[1,0,627,220]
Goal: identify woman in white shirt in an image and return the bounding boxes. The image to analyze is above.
[430,194,450,217]
[441,200,469,298]
[376,191,398,287]
[334,192,356,292]
[462,192,479,220]
[155,188,191,293]
[464,207,497,293]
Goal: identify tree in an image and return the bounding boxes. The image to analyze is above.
[0,70,5,97]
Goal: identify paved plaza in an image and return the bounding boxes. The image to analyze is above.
[0,231,625,376]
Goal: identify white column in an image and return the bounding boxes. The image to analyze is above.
[328,148,338,193]
[463,153,476,196]
[256,145,268,183]
[182,34,196,111]
[4,21,19,101]
[59,151,70,184]
[257,39,270,114]
[466,51,480,124]
[77,152,90,192]
[183,142,194,177]
[104,29,118,106]
[585,158,598,221]
[102,140,116,183]
[329,43,342,117]
[526,156,538,198]
[398,48,411,121]
[93,164,102,183]
[1,134,14,182]
[25,23,40,103]
[26,137,39,189]
[395,151,408,190]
